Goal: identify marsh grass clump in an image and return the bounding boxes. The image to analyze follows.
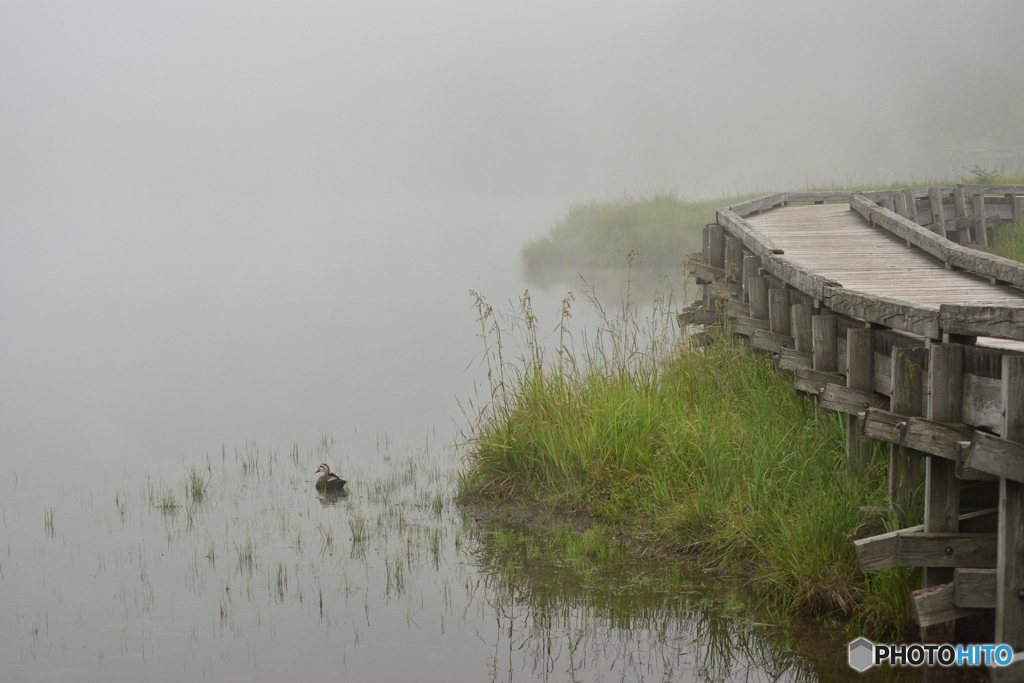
[43,507,55,537]
[462,289,907,636]
[186,466,208,503]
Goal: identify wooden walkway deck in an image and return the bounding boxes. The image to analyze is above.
[683,185,1024,681]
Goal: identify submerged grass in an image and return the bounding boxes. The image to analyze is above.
[461,291,912,637]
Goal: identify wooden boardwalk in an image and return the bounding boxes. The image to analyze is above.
[683,185,1024,681]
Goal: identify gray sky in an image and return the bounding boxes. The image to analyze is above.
[2,0,1022,208]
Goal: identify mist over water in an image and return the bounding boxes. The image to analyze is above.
[0,3,1020,680]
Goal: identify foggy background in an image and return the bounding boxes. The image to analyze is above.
[1,0,1022,476]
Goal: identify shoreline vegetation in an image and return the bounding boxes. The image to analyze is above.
[462,173,1024,639]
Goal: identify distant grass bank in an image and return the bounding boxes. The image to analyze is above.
[460,296,914,638]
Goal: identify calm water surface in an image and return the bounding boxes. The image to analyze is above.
[1,194,927,681]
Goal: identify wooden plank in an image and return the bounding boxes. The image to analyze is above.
[741,254,760,303]
[748,277,769,321]
[791,303,813,353]
[708,224,725,268]
[709,281,743,301]
[1015,196,1024,224]
[890,345,927,525]
[925,343,964,594]
[960,185,1024,195]
[913,582,989,627]
[750,328,792,354]
[793,368,845,395]
[954,568,996,609]
[812,315,837,372]
[929,187,948,238]
[823,287,941,340]
[900,532,996,568]
[768,288,790,336]
[819,383,889,414]
[973,193,988,246]
[997,355,1024,651]
[847,327,874,471]
[861,409,972,460]
[684,253,725,283]
[778,347,812,371]
[725,236,743,285]
[784,191,855,202]
[730,315,771,337]
[940,305,1024,343]
[727,192,788,217]
[715,209,785,256]
[965,373,1004,433]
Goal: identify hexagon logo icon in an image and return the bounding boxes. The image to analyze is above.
[848,637,874,672]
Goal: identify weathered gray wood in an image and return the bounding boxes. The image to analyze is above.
[997,355,1024,651]
[940,305,1024,343]
[954,186,972,243]
[768,288,790,336]
[725,236,743,285]
[961,185,1024,195]
[708,224,725,268]
[1015,195,1024,224]
[973,193,989,246]
[823,287,941,340]
[684,253,725,283]
[741,254,760,303]
[904,189,918,223]
[847,328,874,471]
[954,568,997,609]
[862,409,972,460]
[720,299,748,319]
[748,277,769,321]
[899,532,997,569]
[929,187,948,238]
[925,343,964,591]
[791,303,813,353]
[793,368,845,395]
[677,306,720,327]
[750,328,792,354]
[730,315,771,337]
[856,528,996,572]
[709,281,743,302]
[715,209,785,256]
[778,347,812,372]
[965,373,1005,434]
[812,315,837,372]
[784,191,855,202]
[728,192,788,217]
[819,384,889,414]
[913,582,988,627]
[894,191,911,220]
[890,346,927,525]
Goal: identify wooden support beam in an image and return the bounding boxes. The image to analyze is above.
[847,328,874,472]
[730,315,770,337]
[819,384,889,414]
[684,253,725,283]
[904,189,918,223]
[913,582,989,628]
[954,186,972,243]
[965,432,1024,484]
[972,193,988,246]
[768,288,790,336]
[856,528,997,572]
[725,236,743,285]
[793,368,844,395]
[861,408,972,461]
[890,346,926,524]
[748,277,769,321]
[709,281,743,302]
[923,342,964,641]
[1014,195,1024,224]
[777,347,812,372]
[741,254,760,304]
[812,315,837,372]
[749,328,792,354]
[791,302,813,353]
[708,224,726,268]
[955,568,996,609]
[996,355,1024,652]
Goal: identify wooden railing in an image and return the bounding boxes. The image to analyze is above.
[682,185,1024,681]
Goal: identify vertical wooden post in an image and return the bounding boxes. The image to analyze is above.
[923,342,963,642]
[1014,195,1024,224]
[890,346,926,525]
[742,254,760,304]
[954,187,971,243]
[881,197,895,212]
[748,277,769,321]
[929,187,947,238]
[973,194,988,246]
[904,189,918,224]
[847,328,874,472]
[725,237,743,285]
[768,288,791,336]
[791,303,813,353]
[708,224,726,269]
[702,225,711,263]
[894,191,909,219]
[812,315,837,372]
[996,355,1024,652]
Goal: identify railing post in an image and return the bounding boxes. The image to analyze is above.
[904,189,918,224]
[791,303,813,353]
[742,254,760,304]
[748,277,768,320]
[708,224,726,269]
[922,342,964,642]
[768,288,790,336]
[846,328,874,472]
[725,236,743,285]
[996,355,1024,654]
[1014,194,1024,224]
[929,187,947,238]
[890,346,926,525]
[954,186,970,243]
[811,315,837,372]
[972,193,988,246]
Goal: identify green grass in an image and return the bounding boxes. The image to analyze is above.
[461,292,916,638]
[988,219,1024,263]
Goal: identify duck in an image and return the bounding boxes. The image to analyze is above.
[315,464,348,492]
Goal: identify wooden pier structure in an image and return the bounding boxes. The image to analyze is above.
[681,184,1024,680]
